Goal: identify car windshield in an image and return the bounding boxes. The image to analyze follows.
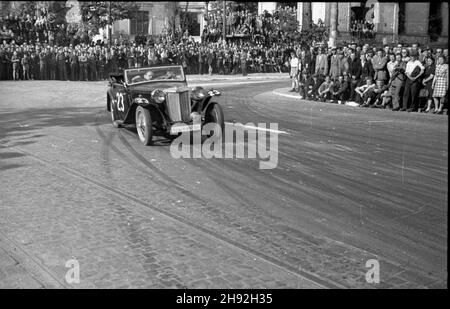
[125,66,184,85]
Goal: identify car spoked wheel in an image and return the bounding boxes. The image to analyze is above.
[204,103,225,138]
[135,106,153,145]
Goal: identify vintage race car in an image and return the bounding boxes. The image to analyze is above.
[106,65,224,145]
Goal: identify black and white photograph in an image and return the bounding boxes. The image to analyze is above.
[0,0,447,292]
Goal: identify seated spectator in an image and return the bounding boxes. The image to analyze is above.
[369,79,389,108]
[317,75,333,102]
[331,75,350,104]
[355,77,376,106]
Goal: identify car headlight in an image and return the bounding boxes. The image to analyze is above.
[135,95,149,104]
[151,89,166,104]
[191,86,207,100]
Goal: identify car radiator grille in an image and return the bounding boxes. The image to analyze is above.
[166,91,191,122]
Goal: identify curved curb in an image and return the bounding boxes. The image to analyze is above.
[272,88,302,100]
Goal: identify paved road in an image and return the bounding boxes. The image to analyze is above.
[0,79,447,288]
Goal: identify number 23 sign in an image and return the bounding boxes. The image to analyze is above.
[116,92,125,112]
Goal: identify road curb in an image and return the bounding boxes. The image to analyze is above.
[272,88,302,100]
[187,74,289,83]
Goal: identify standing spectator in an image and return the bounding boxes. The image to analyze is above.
[70,50,78,81]
[38,48,46,79]
[289,51,299,91]
[315,47,328,76]
[431,55,448,114]
[329,48,341,79]
[79,50,88,81]
[390,53,407,111]
[240,50,248,76]
[386,53,397,79]
[402,50,425,112]
[30,50,38,80]
[422,57,435,112]
[21,52,30,80]
[57,49,66,80]
[11,51,20,80]
[198,47,204,75]
[373,48,388,82]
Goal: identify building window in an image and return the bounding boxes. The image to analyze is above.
[130,11,149,35]
[398,2,406,35]
[428,2,442,41]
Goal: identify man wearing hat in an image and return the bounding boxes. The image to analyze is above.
[402,50,425,112]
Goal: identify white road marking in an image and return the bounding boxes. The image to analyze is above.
[225,122,289,134]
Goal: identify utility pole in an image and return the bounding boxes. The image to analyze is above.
[329,2,338,48]
[108,1,112,47]
[222,0,226,42]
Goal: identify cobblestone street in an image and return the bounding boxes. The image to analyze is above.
[0,78,447,289]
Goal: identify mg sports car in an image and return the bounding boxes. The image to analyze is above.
[106,65,224,145]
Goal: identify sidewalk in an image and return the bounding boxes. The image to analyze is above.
[272,87,449,113]
[186,72,289,83]
[273,87,362,107]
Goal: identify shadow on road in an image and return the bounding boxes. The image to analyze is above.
[0,107,109,171]
[0,107,108,144]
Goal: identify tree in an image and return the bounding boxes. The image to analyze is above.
[78,1,139,34]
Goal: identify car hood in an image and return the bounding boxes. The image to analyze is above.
[128,81,188,94]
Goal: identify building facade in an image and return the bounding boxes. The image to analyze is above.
[110,1,206,41]
[1,1,447,46]
[259,2,448,45]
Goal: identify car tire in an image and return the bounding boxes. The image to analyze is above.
[204,103,225,137]
[135,106,153,146]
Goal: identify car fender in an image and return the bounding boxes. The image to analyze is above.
[196,95,214,115]
[106,90,114,111]
[123,101,167,127]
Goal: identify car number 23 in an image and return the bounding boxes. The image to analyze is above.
[116,92,125,112]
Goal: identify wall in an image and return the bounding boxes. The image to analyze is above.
[402,2,429,36]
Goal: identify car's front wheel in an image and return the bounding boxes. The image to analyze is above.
[135,106,153,145]
[204,103,225,137]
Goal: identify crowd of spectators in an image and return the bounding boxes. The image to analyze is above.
[288,43,448,114]
[0,8,90,48]
[350,20,375,39]
[202,5,302,46]
[1,6,448,114]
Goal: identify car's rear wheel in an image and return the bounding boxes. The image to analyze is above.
[204,103,225,137]
[135,106,153,145]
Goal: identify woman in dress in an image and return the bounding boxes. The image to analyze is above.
[432,55,448,114]
[422,57,435,112]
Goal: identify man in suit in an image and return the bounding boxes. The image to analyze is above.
[315,47,328,76]
[329,47,341,79]
[372,48,388,83]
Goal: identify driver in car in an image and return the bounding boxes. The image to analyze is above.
[160,70,175,79]
[131,70,154,83]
